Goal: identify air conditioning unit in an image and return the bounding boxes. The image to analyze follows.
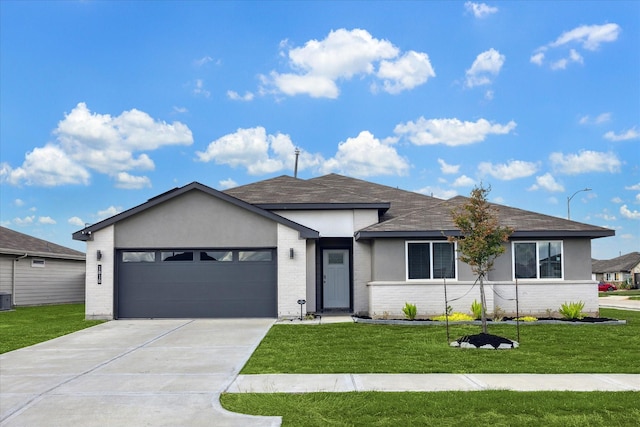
[0,293,12,311]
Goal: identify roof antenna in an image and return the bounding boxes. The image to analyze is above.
[294,148,300,178]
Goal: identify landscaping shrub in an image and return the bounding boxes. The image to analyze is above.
[559,301,585,320]
[402,302,417,320]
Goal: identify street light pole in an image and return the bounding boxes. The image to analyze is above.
[567,188,592,220]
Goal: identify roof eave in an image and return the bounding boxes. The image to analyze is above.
[355,229,615,240]
[0,248,85,260]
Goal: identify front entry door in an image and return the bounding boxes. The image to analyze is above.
[323,249,350,309]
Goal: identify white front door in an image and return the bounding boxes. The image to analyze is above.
[323,249,350,309]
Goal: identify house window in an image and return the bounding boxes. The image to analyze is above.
[122,252,156,263]
[513,241,563,279]
[239,250,272,262]
[161,251,194,261]
[406,241,456,280]
[31,259,45,268]
[200,251,233,261]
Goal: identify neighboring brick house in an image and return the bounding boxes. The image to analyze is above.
[73,174,614,320]
[592,252,640,289]
[0,226,86,308]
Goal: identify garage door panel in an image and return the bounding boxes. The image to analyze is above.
[117,249,276,318]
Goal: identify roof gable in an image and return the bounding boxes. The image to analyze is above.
[72,182,319,241]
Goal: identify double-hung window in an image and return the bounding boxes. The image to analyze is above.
[406,241,456,280]
[513,241,563,279]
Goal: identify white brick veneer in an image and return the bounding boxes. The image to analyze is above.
[368,280,599,318]
[277,224,308,318]
[84,225,115,320]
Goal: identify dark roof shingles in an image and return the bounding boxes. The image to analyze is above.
[0,226,85,257]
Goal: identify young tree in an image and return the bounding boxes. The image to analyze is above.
[449,185,513,334]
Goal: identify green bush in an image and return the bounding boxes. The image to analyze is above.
[402,302,417,320]
[559,301,585,320]
[470,300,482,320]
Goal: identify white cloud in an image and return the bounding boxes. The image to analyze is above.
[604,127,639,141]
[262,28,432,98]
[197,127,323,176]
[227,90,255,101]
[14,199,25,207]
[375,51,436,94]
[550,23,621,51]
[465,48,505,87]
[394,117,516,146]
[415,186,457,199]
[530,52,545,65]
[38,216,56,224]
[194,56,214,67]
[68,216,85,227]
[173,106,188,114]
[532,23,620,69]
[620,205,640,220]
[550,150,621,174]
[626,183,640,191]
[13,215,35,226]
[1,144,91,187]
[479,160,538,181]
[636,194,640,203]
[437,158,460,174]
[611,196,623,204]
[97,206,121,220]
[579,112,611,125]
[528,173,565,192]
[219,178,238,189]
[1,103,193,188]
[464,2,498,18]
[321,131,409,177]
[193,79,211,97]
[114,172,152,190]
[452,175,475,187]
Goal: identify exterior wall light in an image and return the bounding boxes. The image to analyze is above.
[97,250,102,261]
[289,248,294,259]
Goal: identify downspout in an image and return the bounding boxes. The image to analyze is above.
[13,253,28,307]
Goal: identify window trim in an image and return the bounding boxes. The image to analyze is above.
[512,240,564,280]
[405,241,457,281]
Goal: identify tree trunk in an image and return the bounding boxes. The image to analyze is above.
[479,273,488,334]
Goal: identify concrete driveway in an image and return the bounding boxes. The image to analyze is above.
[0,319,280,427]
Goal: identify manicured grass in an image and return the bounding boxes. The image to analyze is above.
[221,391,640,427]
[241,309,640,374]
[599,290,640,297]
[0,304,104,354]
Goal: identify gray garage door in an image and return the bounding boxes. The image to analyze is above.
[116,249,277,318]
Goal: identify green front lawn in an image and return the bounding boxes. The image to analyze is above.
[221,391,640,427]
[0,304,104,354]
[242,308,640,374]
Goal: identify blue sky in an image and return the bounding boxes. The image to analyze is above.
[1,1,638,259]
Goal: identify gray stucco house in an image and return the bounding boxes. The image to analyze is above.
[0,226,86,308]
[73,174,614,320]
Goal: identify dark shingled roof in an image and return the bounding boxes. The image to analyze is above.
[592,252,640,273]
[226,174,613,239]
[0,226,85,259]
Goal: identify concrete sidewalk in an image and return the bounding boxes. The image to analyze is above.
[599,295,640,311]
[227,373,640,393]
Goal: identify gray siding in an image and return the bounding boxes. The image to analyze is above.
[370,238,592,282]
[371,239,476,281]
[1,255,85,306]
[0,256,13,294]
[115,190,277,248]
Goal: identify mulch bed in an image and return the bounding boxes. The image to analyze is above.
[450,333,519,349]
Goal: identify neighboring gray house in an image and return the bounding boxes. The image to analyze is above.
[592,252,640,288]
[73,174,614,320]
[0,226,86,308]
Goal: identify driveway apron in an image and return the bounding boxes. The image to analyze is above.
[0,319,280,427]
